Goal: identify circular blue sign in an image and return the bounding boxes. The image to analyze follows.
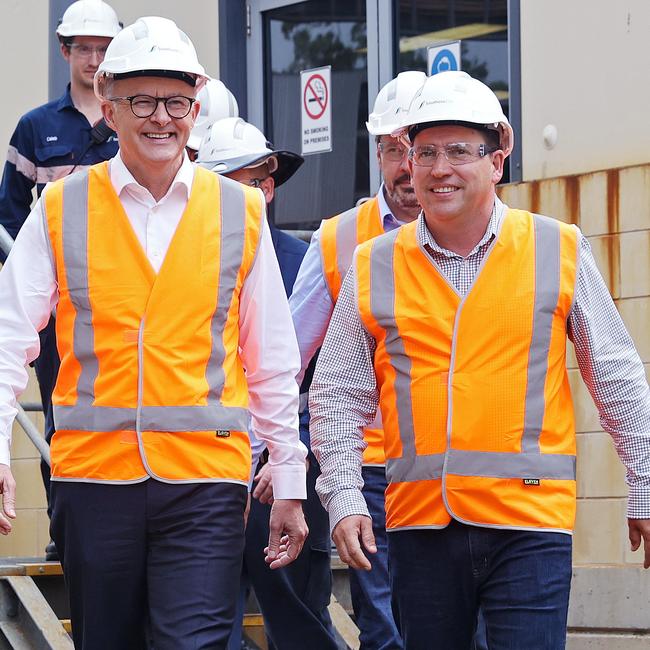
[431,49,458,75]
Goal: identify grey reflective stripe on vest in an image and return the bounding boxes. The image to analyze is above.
[369,229,417,461]
[371,214,575,485]
[62,169,99,407]
[206,178,247,404]
[54,171,250,434]
[521,215,561,453]
[335,206,360,286]
[446,449,575,480]
[386,452,444,483]
[54,404,249,432]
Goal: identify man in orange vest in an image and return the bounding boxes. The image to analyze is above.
[310,71,650,649]
[290,71,425,650]
[0,17,307,650]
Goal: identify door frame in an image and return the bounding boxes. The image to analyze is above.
[245,0,395,196]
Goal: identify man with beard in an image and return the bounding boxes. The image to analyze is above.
[289,71,425,650]
[0,0,121,561]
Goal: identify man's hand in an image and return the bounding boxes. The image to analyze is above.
[252,462,274,505]
[628,518,650,569]
[332,514,376,570]
[265,499,308,569]
[0,464,16,535]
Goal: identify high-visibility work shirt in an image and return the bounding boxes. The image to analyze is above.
[0,155,306,496]
[0,85,118,246]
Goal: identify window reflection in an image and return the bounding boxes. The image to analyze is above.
[397,0,510,181]
[264,1,369,229]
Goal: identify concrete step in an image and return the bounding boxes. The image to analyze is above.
[567,631,650,649]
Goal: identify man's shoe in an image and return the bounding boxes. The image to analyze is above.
[45,540,59,562]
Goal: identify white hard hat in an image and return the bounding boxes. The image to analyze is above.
[57,0,121,39]
[94,16,207,98]
[196,117,303,188]
[366,71,427,136]
[186,79,239,152]
[395,71,514,156]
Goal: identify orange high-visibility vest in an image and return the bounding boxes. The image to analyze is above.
[44,162,263,484]
[320,196,386,465]
[356,209,579,532]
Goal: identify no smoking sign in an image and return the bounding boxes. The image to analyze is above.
[300,66,332,155]
[303,73,328,119]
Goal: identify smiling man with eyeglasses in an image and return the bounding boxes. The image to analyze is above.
[310,70,650,650]
[0,15,308,650]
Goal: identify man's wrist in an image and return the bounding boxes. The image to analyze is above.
[328,488,370,534]
[627,486,650,520]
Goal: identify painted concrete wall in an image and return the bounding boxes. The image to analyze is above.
[498,166,650,645]
[0,0,49,187]
[519,0,650,181]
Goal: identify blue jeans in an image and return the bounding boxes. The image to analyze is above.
[388,519,572,650]
[349,466,403,650]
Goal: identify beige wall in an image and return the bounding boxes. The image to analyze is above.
[498,165,650,568]
[0,0,49,174]
[519,0,650,181]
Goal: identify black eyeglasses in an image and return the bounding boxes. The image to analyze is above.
[109,94,195,119]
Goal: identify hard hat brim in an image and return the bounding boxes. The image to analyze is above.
[199,150,304,188]
[271,151,304,188]
[112,69,198,87]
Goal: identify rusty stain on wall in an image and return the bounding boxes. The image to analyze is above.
[530,180,540,215]
[564,175,580,226]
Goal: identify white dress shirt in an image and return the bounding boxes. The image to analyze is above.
[0,152,306,498]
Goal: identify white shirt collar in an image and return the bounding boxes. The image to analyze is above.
[109,151,194,205]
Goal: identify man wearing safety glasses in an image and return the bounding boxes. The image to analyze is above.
[310,71,650,649]
[0,0,121,563]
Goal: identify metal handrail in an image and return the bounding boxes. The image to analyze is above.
[0,223,51,466]
[0,223,13,260]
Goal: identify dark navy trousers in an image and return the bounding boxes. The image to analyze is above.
[388,519,572,650]
[50,480,247,650]
[349,466,403,650]
[228,455,337,650]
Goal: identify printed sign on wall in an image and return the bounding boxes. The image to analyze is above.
[300,66,332,155]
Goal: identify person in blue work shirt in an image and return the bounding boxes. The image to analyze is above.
[197,117,339,650]
[0,0,121,560]
[289,71,427,650]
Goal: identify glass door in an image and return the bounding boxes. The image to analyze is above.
[247,0,372,230]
